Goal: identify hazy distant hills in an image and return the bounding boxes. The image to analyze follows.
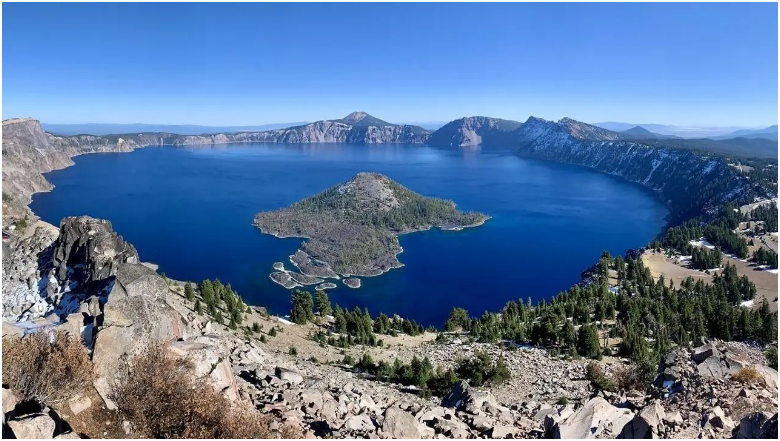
[620,126,681,140]
[42,115,449,136]
[41,122,308,136]
[710,125,778,141]
[593,121,771,139]
[400,121,447,131]
[32,113,777,160]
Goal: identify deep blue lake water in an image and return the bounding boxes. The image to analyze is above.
[31,144,668,326]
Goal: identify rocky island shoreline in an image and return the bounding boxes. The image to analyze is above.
[254,172,489,289]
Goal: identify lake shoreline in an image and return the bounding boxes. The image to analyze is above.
[30,144,668,326]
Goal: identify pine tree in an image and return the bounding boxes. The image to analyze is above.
[184,282,195,301]
[577,324,601,359]
[290,290,314,325]
[314,290,331,317]
[200,280,215,306]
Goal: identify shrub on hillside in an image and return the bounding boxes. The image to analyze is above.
[455,351,511,386]
[2,331,91,405]
[615,357,656,392]
[766,345,778,370]
[111,345,300,439]
[732,367,761,385]
[585,361,617,393]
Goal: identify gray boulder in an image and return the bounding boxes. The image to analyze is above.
[697,355,728,378]
[441,380,470,409]
[381,406,420,438]
[440,380,494,413]
[7,413,55,439]
[555,397,634,439]
[759,413,777,439]
[620,400,665,439]
[704,406,734,431]
[433,415,471,438]
[168,339,238,401]
[2,387,17,414]
[692,341,720,363]
[275,367,304,385]
[735,412,773,439]
[343,414,375,433]
[752,365,778,390]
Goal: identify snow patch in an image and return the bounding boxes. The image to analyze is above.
[276,316,295,326]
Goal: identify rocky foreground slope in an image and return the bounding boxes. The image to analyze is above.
[2,217,778,439]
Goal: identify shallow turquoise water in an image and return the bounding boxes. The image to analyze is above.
[31,144,667,326]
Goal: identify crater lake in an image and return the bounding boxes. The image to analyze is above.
[30,144,668,326]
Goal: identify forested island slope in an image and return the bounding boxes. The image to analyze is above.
[253,172,488,280]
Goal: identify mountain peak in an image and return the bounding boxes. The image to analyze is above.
[337,112,392,127]
[342,111,369,124]
[558,117,624,141]
[626,125,652,134]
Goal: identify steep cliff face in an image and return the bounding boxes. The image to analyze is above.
[166,117,430,145]
[1,119,151,217]
[427,116,523,147]
[514,117,759,223]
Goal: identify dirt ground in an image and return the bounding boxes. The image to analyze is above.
[642,251,778,312]
[641,251,714,286]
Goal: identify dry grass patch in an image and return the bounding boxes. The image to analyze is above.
[2,332,91,405]
[111,345,300,439]
[732,367,762,385]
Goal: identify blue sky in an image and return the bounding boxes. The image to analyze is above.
[2,2,777,126]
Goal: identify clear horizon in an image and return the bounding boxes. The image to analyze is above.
[26,114,775,131]
[2,2,777,127]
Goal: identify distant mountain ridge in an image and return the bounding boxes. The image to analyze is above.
[710,125,778,141]
[621,126,681,140]
[593,121,772,139]
[41,122,308,136]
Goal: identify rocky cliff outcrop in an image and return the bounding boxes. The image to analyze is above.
[1,223,60,322]
[1,118,155,218]
[514,117,759,223]
[426,116,523,147]
[426,115,769,223]
[166,117,430,145]
[53,217,139,294]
